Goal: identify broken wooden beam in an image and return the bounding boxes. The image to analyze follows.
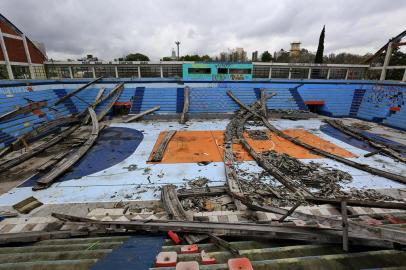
[161,185,207,244]
[180,86,190,124]
[124,106,160,123]
[306,196,406,210]
[177,186,228,199]
[51,213,394,247]
[325,119,406,164]
[226,91,406,185]
[150,130,176,162]
[33,108,100,190]
[0,125,79,171]
[0,100,48,122]
[96,84,124,121]
[54,77,103,106]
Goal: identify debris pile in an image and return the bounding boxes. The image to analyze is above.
[247,130,269,140]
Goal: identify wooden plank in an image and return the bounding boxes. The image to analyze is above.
[306,196,406,210]
[325,119,406,164]
[124,106,160,123]
[178,186,228,199]
[0,125,79,171]
[150,130,176,162]
[54,77,103,106]
[51,213,393,247]
[12,196,43,214]
[180,86,190,124]
[161,185,207,244]
[0,230,88,245]
[96,84,123,121]
[0,100,48,122]
[226,91,406,185]
[33,108,100,190]
[341,200,349,252]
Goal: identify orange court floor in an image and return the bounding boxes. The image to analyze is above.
[148,129,355,164]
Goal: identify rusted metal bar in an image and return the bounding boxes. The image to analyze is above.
[0,100,48,122]
[150,130,176,162]
[226,91,406,185]
[33,107,100,190]
[54,77,103,106]
[124,106,160,123]
[180,86,190,124]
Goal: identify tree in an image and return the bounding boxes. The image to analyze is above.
[124,53,150,61]
[180,54,212,61]
[314,25,325,64]
[261,51,272,62]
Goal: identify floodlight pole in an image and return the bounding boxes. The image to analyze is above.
[175,41,180,60]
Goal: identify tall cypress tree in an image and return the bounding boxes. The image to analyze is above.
[315,25,325,64]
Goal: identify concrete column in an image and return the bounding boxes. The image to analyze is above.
[160,65,164,78]
[138,66,141,78]
[268,67,272,79]
[0,28,14,79]
[115,66,119,78]
[402,68,406,82]
[308,68,312,79]
[327,68,331,80]
[69,66,73,79]
[380,42,393,81]
[345,69,349,80]
[22,35,35,79]
[92,66,96,78]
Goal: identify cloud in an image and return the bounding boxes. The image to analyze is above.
[2,0,405,60]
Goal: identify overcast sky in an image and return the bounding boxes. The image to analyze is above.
[2,0,405,61]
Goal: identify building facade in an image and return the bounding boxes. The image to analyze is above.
[0,14,47,80]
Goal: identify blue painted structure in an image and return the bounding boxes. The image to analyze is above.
[90,235,165,270]
[1,79,406,150]
[182,63,253,80]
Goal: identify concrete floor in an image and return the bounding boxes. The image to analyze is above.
[0,117,405,208]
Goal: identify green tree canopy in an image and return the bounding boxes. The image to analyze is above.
[180,54,212,61]
[261,51,272,62]
[314,25,325,64]
[124,53,150,61]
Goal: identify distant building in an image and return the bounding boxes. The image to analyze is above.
[252,51,258,62]
[0,14,47,79]
[219,48,247,62]
[171,48,176,60]
[274,49,286,60]
[290,42,301,57]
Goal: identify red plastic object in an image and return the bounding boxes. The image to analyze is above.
[181,244,199,254]
[114,102,131,107]
[168,230,181,244]
[201,250,217,265]
[390,107,400,112]
[228,257,254,270]
[385,214,405,224]
[155,251,177,267]
[304,100,325,105]
[176,261,200,270]
[32,109,46,117]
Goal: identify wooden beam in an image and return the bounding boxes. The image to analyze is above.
[0,125,79,171]
[180,86,190,124]
[0,100,48,122]
[124,106,160,123]
[306,196,406,210]
[96,84,124,121]
[54,77,103,106]
[51,213,394,247]
[33,108,100,190]
[341,200,349,252]
[161,185,207,244]
[150,130,176,162]
[226,91,406,185]
[325,119,406,164]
